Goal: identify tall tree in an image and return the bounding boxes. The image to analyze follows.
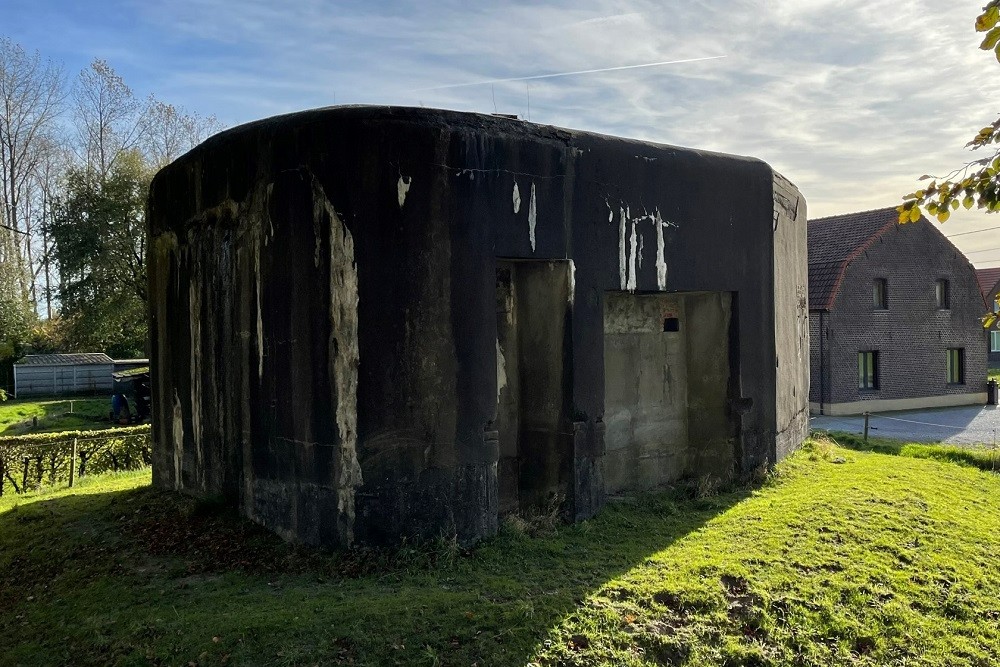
[49,150,149,357]
[0,38,64,308]
[900,2,1000,222]
[31,134,70,318]
[73,59,147,178]
[143,99,222,169]
[0,206,33,360]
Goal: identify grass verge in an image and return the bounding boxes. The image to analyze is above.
[815,429,1000,473]
[0,396,113,435]
[2,440,1000,666]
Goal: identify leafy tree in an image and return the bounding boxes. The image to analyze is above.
[49,150,149,357]
[0,212,34,394]
[899,2,1000,223]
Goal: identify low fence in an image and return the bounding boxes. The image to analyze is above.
[0,425,151,496]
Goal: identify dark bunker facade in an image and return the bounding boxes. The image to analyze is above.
[148,106,809,548]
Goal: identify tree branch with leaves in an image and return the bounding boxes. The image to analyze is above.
[898,1,1000,224]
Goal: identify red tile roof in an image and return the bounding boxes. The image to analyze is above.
[975,268,1000,300]
[808,207,900,311]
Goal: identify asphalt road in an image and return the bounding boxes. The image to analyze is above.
[810,404,1000,446]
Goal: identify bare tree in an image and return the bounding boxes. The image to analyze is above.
[0,38,65,307]
[143,98,223,169]
[73,59,147,177]
[31,135,69,318]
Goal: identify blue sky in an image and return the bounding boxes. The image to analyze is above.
[7,0,1000,262]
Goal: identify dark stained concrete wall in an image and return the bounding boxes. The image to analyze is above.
[148,106,806,547]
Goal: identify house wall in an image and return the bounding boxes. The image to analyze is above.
[808,310,833,413]
[985,284,1000,368]
[812,221,987,413]
[148,106,806,548]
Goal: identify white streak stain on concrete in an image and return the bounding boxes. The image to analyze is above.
[397,175,412,208]
[612,202,674,291]
[627,220,638,292]
[568,259,576,305]
[618,208,627,290]
[496,339,507,404]
[655,209,668,290]
[512,181,521,213]
[528,183,537,252]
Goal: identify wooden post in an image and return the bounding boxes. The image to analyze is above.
[69,437,78,488]
[863,412,870,443]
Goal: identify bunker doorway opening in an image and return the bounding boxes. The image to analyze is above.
[495,259,574,517]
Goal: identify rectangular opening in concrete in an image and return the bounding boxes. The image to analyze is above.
[495,260,572,515]
[603,291,734,494]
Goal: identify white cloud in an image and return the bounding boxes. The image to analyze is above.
[116,0,1000,260]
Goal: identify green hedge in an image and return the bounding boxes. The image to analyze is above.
[0,424,152,496]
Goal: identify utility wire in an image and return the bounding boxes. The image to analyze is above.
[945,225,1000,238]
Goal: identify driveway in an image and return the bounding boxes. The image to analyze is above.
[810,404,1000,446]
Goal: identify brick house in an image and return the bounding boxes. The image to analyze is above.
[975,268,1000,368]
[809,207,987,415]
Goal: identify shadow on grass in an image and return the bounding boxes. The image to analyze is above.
[817,429,1000,474]
[0,476,758,666]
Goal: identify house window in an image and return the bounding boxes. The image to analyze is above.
[858,351,878,390]
[993,298,999,314]
[946,348,964,384]
[873,279,887,310]
[936,279,950,309]
[991,331,1000,353]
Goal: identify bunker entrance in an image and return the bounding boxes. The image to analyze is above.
[603,291,734,494]
[495,260,573,516]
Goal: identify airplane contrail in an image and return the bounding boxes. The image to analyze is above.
[412,55,727,91]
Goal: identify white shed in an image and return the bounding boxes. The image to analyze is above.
[13,353,115,397]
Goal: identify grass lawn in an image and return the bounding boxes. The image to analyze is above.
[0,396,112,435]
[2,437,1000,666]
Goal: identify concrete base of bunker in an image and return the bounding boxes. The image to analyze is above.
[147,105,809,548]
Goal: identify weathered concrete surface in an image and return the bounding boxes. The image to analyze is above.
[772,173,810,461]
[603,292,732,493]
[148,105,808,547]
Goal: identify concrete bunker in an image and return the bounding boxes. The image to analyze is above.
[148,106,809,548]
